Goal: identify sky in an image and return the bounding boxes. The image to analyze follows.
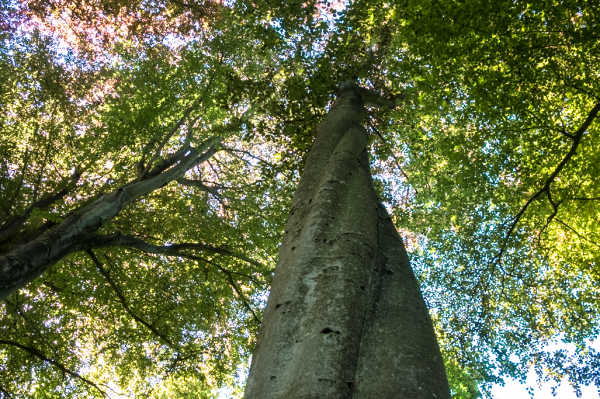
[491,372,599,399]
[489,337,600,398]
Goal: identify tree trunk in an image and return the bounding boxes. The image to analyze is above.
[244,83,451,398]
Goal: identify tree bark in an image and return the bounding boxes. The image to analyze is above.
[244,82,451,398]
[0,139,219,301]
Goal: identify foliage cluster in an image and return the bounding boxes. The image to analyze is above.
[1,0,599,397]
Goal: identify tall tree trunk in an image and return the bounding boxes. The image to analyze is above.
[244,82,451,398]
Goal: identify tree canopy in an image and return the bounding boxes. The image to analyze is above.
[1,0,599,397]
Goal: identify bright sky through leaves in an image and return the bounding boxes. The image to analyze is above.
[1,0,600,398]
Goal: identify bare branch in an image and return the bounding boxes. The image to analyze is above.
[555,218,600,247]
[83,233,264,269]
[492,102,600,266]
[85,250,176,348]
[0,340,108,398]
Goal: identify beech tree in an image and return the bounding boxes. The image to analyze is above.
[244,82,450,398]
[1,0,600,397]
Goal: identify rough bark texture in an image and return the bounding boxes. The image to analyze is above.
[244,83,451,398]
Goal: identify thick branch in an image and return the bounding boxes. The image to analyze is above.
[0,140,219,301]
[144,136,221,180]
[0,340,107,397]
[85,250,176,348]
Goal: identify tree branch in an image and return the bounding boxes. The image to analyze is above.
[176,178,219,195]
[0,138,219,301]
[85,250,176,348]
[182,253,262,325]
[217,261,262,324]
[138,99,203,181]
[0,170,80,243]
[82,235,263,323]
[139,73,218,181]
[0,340,107,397]
[83,233,264,269]
[569,197,600,201]
[492,102,600,266]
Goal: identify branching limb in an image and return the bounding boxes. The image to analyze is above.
[0,340,108,398]
[139,101,202,181]
[0,137,220,301]
[85,250,176,348]
[0,170,80,243]
[83,233,265,269]
[83,235,263,323]
[139,74,218,181]
[492,102,600,266]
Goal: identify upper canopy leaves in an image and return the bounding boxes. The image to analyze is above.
[1,0,600,397]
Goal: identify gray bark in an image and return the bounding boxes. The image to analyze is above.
[0,138,220,301]
[244,83,451,398]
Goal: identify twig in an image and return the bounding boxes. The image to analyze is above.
[0,340,108,397]
[491,102,600,266]
[569,197,600,201]
[85,250,176,348]
[555,218,600,247]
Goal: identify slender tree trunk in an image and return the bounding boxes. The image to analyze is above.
[244,83,451,398]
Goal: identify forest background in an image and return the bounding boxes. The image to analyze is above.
[1,0,599,397]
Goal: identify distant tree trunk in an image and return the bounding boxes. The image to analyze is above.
[244,82,451,398]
